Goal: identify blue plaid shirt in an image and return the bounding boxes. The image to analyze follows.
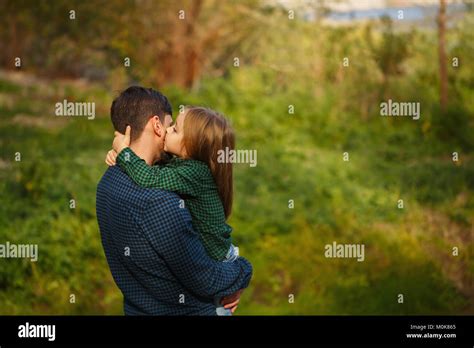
[96,166,253,315]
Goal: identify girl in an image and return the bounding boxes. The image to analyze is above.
[105,106,239,264]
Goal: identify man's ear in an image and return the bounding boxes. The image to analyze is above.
[151,115,163,137]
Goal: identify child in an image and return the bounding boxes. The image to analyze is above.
[106,106,239,265]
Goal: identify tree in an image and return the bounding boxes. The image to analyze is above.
[438,0,448,111]
[366,16,411,100]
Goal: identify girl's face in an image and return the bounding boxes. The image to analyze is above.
[164,112,187,157]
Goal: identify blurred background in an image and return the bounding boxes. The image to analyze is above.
[0,0,473,315]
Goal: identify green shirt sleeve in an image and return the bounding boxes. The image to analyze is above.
[116,147,203,197]
[200,224,233,261]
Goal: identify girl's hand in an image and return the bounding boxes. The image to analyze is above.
[112,125,131,154]
[105,149,117,166]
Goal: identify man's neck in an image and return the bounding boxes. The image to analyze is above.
[129,138,160,165]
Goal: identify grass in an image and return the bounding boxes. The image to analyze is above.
[0,70,472,315]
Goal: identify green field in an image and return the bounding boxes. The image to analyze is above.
[0,66,472,314]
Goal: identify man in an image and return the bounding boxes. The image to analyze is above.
[96,86,252,315]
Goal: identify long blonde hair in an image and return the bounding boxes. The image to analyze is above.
[182,106,235,218]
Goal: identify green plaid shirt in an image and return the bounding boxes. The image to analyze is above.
[116,147,232,260]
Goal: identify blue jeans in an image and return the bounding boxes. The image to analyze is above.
[223,244,239,263]
[216,244,239,316]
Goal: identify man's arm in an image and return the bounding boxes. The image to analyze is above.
[139,195,252,301]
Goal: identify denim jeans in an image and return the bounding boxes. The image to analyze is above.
[223,244,239,263]
[216,244,239,316]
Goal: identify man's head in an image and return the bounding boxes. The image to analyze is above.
[111,86,173,161]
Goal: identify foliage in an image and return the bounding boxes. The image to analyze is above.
[0,3,473,314]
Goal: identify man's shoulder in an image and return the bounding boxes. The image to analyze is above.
[97,166,185,208]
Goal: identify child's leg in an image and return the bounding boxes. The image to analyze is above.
[223,244,239,263]
[215,300,232,316]
[216,244,240,315]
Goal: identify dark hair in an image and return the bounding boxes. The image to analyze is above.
[110,86,172,141]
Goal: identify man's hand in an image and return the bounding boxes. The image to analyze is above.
[112,125,131,154]
[105,149,117,166]
[220,289,244,313]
